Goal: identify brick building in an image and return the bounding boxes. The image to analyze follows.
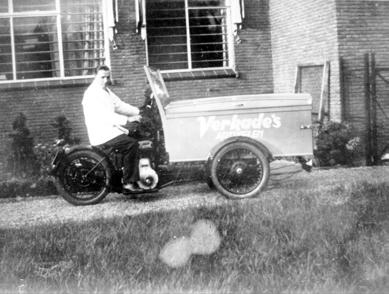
[1,0,388,167]
[270,0,389,160]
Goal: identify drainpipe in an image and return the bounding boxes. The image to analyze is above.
[364,53,372,165]
[370,53,378,164]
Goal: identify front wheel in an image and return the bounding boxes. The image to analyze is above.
[54,150,111,205]
[210,142,270,199]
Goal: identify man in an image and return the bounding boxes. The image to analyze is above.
[82,65,141,191]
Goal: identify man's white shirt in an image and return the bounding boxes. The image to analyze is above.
[82,84,139,145]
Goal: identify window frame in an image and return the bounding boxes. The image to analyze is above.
[145,0,236,74]
[0,0,109,84]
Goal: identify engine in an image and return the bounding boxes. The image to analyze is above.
[137,140,159,190]
[137,158,159,190]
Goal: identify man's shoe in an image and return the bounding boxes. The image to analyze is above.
[123,182,142,192]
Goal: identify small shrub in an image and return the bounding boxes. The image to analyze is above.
[0,178,31,198]
[1,114,79,198]
[51,115,80,145]
[314,121,363,166]
[0,177,56,198]
[6,113,39,178]
[34,142,58,177]
[35,115,80,178]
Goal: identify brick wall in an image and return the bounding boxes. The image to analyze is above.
[0,84,89,146]
[0,82,90,175]
[269,0,389,158]
[336,0,389,153]
[269,0,342,120]
[111,0,274,101]
[336,0,389,64]
[0,0,273,171]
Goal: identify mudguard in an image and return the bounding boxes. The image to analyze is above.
[50,144,112,176]
[205,136,272,180]
[208,136,272,161]
[64,144,102,155]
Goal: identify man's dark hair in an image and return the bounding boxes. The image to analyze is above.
[95,65,110,73]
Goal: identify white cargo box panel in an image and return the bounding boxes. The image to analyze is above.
[163,93,313,162]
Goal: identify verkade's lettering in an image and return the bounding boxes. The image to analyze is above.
[198,114,281,138]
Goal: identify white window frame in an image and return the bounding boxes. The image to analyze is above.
[144,0,235,74]
[0,0,109,84]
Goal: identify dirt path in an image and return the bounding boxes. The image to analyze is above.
[1,165,387,229]
[0,182,228,229]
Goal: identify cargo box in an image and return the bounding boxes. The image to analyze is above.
[162,93,313,162]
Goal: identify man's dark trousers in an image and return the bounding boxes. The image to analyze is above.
[99,134,139,184]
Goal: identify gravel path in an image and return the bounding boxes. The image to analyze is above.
[1,165,388,229]
[0,182,228,229]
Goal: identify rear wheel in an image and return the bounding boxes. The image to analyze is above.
[210,142,270,199]
[55,150,111,205]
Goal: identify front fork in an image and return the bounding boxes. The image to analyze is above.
[49,147,66,176]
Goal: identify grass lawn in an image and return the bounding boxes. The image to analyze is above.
[0,166,388,294]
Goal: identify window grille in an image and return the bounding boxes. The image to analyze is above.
[146,0,234,72]
[0,0,105,82]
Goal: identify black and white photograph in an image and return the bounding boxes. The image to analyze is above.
[0,0,388,293]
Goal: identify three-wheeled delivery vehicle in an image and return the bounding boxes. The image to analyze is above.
[51,66,313,205]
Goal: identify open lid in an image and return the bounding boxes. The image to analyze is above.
[144,66,170,106]
[144,66,169,128]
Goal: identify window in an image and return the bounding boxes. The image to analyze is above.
[0,0,105,82]
[146,0,234,72]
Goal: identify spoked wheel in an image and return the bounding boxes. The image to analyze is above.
[55,150,111,205]
[210,142,270,199]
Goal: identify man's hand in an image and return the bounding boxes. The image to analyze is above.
[127,114,142,123]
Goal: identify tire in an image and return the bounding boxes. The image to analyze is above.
[54,150,111,205]
[210,142,270,199]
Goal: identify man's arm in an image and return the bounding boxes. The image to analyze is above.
[108,89,140,117]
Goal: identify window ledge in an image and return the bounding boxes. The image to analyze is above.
[162,68,238,81]
[0,77,94,90]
